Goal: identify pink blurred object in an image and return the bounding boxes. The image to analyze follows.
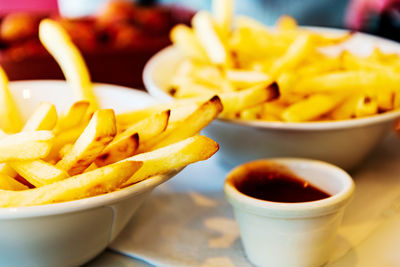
[0,0,58,15]
[345,0,400,29]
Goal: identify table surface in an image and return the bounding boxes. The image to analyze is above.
[87,207,400,267]
[85,135,400,267]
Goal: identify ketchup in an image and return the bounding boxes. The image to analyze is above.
[233,162,330,203]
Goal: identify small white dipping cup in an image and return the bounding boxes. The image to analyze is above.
[224,158,354,267]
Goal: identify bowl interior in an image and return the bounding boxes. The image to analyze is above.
[0,80,176,218]
[143,28,400,130]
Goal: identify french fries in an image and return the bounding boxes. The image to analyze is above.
[0,161,142,207]
[192,11,231,66]
[123,135,219,186]
[168,0,400,122]
[140,95,222,151]
[0,12,221,208]
[0,173,28,191]
[56,109,117,175]
[22,102,58,132]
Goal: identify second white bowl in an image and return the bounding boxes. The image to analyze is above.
[143,29,400,170]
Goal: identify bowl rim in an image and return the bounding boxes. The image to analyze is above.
[143,28,400,131]
[0,80,176,219]
[224,158,355,218]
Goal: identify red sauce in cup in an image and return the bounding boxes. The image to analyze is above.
[233,162,330,203]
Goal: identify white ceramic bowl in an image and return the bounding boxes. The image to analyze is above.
[224,158,354,267]
[0,80,178,267]
[143,29,400,170]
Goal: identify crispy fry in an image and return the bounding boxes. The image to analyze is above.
[0,161,142,207]
[39,19,98,110]
[46,124,87,161]
[282,94,343,122]
[276,15,297,31]
[294,71,400,94]
[226,69,272,89]
[95,110,170,167]
[0,67,23,133]
[55,101,90,133]
[212,0,234,36]
[22,102,57,132]
[219,82,279,116]
[9,160,68,187]
[269,34,313,77]
[170,24,209,62]
[141,96,222,151]
[0,131,53,162]
[192,11,231,66]
[56,109,116,175]
[355,95,378,118]
[0,173,28,191]
[123,135,218,186]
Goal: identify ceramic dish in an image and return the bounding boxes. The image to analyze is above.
[0,80,178,267]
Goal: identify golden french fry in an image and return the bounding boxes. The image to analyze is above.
[282,94,343,122]
[141,96,222,151]
[56,109,116,175]
[330,94,361,120]
[94,133,138,167]
[297,56,341,78]
[309,31,353,46]
[0,163,17,177]
[219,82,279,116]
[59,143,73,159]
[192,11,231,66]
[96,106,169,166]
[376,89,395,112]
[117,100,200,128]
[355,96,378,118]
[340,50,393,72]
[212,0,234,36]
[269,34,313,77]
[0,173,28,191]
[46,124,87,161]
[226,69,272,89]
[123,135,218,186]
[276,15,298,31]
[0,67,23,133]
[190,64,227,90]
[39,19,99,110]
[55,100,90,133]
[9,160,68,187]
[239,104,263,120]
[7,102,59,186]
[97,110,169,166]
[260,101,287,120]
[294,71,400,94]
[0,161,142,207]
[174,81,219,98]
[0,131,53,162]
[170,24,209,62]
[22,102,57,132]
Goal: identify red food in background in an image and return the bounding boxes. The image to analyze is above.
[0,1,193,89]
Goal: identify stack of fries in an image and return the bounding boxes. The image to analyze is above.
[168,0,400,122]
[0,19,220,207]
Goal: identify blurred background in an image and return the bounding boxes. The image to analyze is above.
[0,0,399,88]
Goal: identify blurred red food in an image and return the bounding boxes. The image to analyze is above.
[0,1,194,89]
[0,13,40,42]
